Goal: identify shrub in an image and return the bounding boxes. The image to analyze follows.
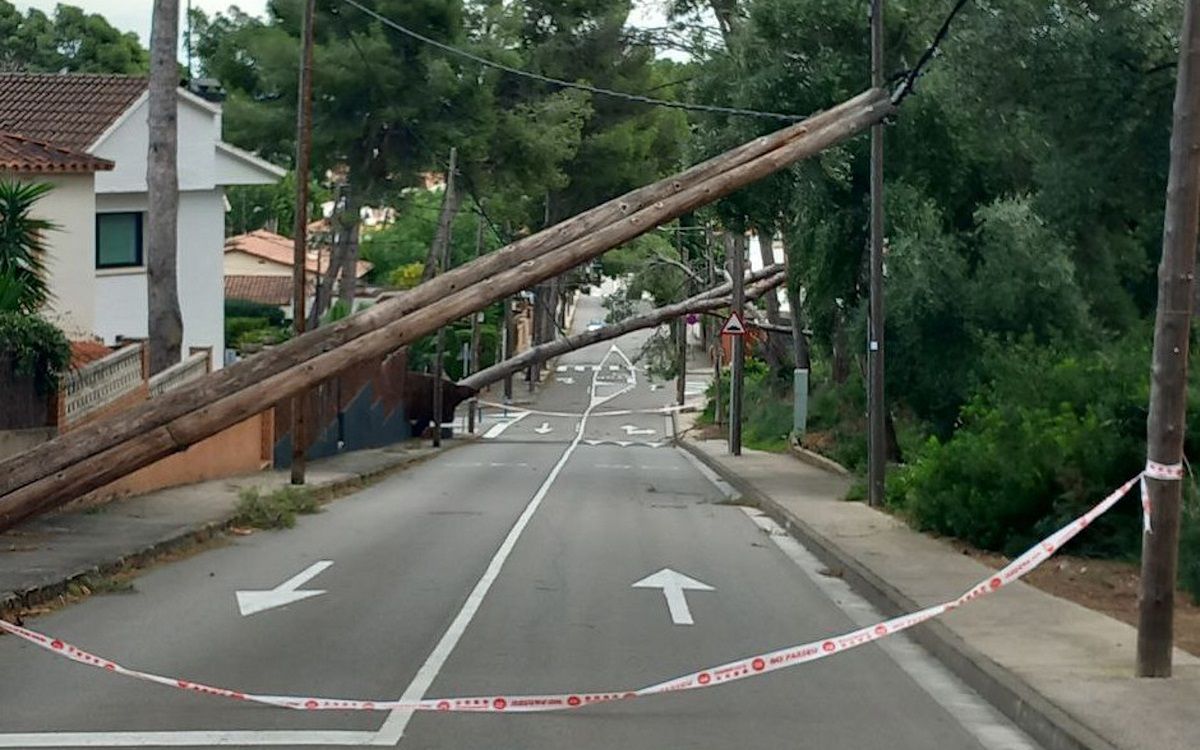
[225,298,285,327]
[234,485,320,529]
[0,311,70,393]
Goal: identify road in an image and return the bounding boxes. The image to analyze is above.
[0,294,1038,749]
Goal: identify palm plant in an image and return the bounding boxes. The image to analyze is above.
[0,179,55,314]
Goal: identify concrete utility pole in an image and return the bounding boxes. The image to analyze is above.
[467,214,484,433]
[432,148,457,448]
[1138,0,1200,678]
[727,232,744,456]
[867,0,887,508]
[289,0,316,485]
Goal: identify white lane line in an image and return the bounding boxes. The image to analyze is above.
[0,731,377,747]
[481,411,528,439]
[677,448,739,501]
[372,346,630,746]
[739,508,1040,750]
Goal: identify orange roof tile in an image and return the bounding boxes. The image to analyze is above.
[224,229,372,279]
[0,131,114,173]
[0,74,148,151]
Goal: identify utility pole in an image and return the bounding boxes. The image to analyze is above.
[1138,0,1200,678]
[867,0,887,508]
[709,230,722,427]
[468,214,484,433]
[503,297,514,402]
[727,232,744,456]
[676,224,688,406]
[289,0,315,485]
[432,147,457,448]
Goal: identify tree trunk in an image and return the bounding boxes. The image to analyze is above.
[781,231,811,371]
[756,225,782,323]
[338,209,360,311]
[832,307,850,384]
[146,0,183,375]
[0,90,891,528]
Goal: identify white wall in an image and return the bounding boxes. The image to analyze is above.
[93,189,226,366]
[92,94,221,194]
[223,250,291,276]
[2,171,98,338]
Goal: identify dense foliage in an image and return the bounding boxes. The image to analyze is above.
[0,311,71,393]
[0,1,147,73]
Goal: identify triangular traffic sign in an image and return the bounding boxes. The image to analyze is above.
[721,312,747,336]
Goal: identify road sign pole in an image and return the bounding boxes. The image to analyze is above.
[867,0,887,508]
[727,232,744,456]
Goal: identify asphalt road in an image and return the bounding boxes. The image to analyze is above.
[0,294,1040,749]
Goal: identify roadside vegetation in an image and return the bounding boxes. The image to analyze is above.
[234,485,321,530]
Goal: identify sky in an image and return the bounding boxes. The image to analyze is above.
[15,1,675,49]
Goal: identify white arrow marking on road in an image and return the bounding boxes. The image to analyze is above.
[534,422,553,434]
[632,568,714,626]
[236,560,333,617]
[622,424,656,436]
[558,376,575,384]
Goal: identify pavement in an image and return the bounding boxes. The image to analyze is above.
[0,292,1144,749]
[677,416,1200,750]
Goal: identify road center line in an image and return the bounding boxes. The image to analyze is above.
[372,347,632,746]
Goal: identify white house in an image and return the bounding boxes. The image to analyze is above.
[0,73,285,366]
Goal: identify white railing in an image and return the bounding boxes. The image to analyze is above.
[62,344,144,424]
[149,351,210,397]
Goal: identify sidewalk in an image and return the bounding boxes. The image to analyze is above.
[677,418,1200,750]
[1,439,459,615]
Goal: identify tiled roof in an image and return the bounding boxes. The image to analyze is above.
[0,73,148,151]
[69,340,113,369]
[224,229,373,278]
[224,275,298,307]
[0,131,115,173]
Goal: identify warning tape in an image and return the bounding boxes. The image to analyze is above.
[0,473,1143,713]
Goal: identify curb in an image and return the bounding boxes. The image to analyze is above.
[676,438,1117,750]
[787,439,852,477]
[1,440,467,620]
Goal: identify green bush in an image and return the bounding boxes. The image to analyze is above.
[234,485,320,529]
[699,359,792,453]
[225,316,270,347]
[0,311,70,393]
[225,298,285,327]
[805,377,869,472]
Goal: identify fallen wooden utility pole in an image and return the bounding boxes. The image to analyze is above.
[0,88,884,502]
[461,271,785,392]
[0,90,891,532]
[1138,0,1200,678]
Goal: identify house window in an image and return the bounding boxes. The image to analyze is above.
[96,213,143,269]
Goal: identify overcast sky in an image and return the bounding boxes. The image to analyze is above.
[15,1,674,49]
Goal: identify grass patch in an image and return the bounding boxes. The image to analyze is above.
[234,485,321,529]
[66,572,136,597]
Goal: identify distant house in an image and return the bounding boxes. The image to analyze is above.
[0,73,286,367]
[223,229,373,318]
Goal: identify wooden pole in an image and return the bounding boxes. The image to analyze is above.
[677,225,688,406]
[867,0,886,508]
[289,0,315,485]
[0,92,891,530]
[468,214,484,433]
[1137,0,1200,678]
[728,232,744,456]
[0,88,885,500]
[431,148,456,448]
[463,272,784,392]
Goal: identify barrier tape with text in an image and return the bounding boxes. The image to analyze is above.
[0,473,1144,713]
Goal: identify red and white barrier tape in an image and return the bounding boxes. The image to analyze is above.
[1140,460,1184,533]
[0,473,1143,713]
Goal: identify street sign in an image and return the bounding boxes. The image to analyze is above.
[721,312,747,336]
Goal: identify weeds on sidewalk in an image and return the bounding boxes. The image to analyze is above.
[234,486,320,529]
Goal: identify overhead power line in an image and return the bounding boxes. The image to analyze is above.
[339,0,807,122]
[891,0,973,104]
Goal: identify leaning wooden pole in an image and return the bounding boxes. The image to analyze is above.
[0,89,884,500]
[462,269,785,391]
[1137,0,1200,678]
[0,91,891,531]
